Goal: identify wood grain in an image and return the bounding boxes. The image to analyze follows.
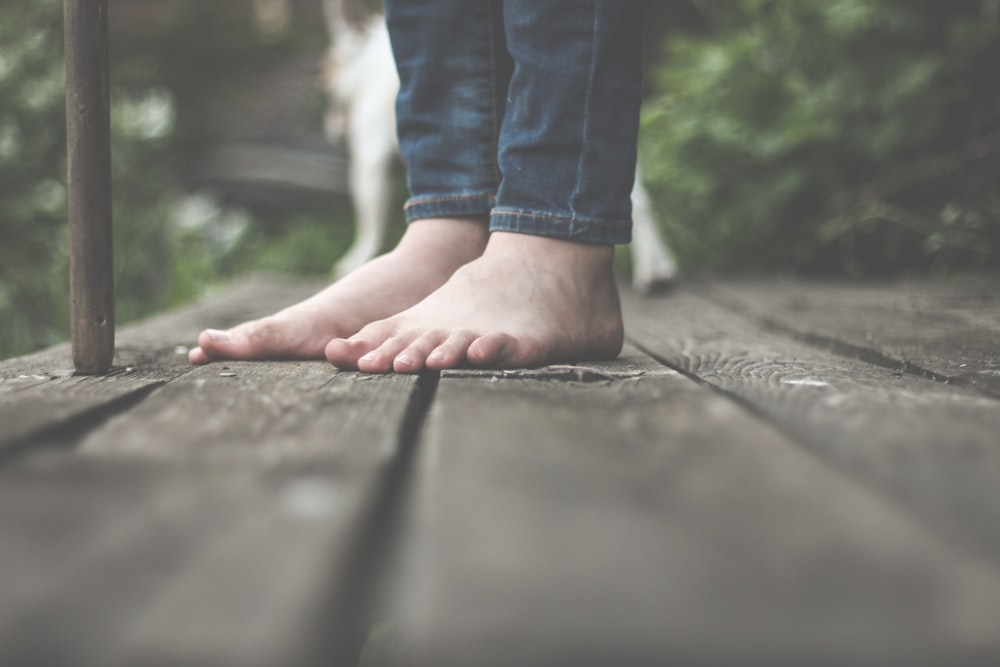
[1,276,420,664]
[625,289,1000,563]
[0,365,420,665]
[6,277,1000,665]
[0,460,374,666]
[195,144,351,194]
[705,279,1000,397]
[395,350,1000,666]
[78,361,418,465]
[0,277,324,456]
[0,367,170,456]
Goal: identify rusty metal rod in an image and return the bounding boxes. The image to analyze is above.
[64,0,115,374]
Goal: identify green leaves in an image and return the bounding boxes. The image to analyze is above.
[0,1,221,358]
[0,1,357,360]
[642,0,1000,274]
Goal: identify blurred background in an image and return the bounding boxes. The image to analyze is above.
[1,0,999,360]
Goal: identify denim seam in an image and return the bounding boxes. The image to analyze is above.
[487,4,502,186]
[404,193,497,209]
[569,1,601,223]
[492,209,628,229]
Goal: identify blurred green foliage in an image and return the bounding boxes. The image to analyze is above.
[0,0,352,360]
[641,0,1000,274]
[2,0,80,358]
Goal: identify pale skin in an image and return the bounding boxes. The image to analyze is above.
[190,217,624,373]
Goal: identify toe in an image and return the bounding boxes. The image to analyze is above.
[196,327,239,359]
[393,331,449,373]
[326,322,396,370]
[196,317,327,361]
[467,332,520,367]
[425,331,479,370]
[188,346,211,365]
[196,321,268,361]
[359,335,413,373]
[325,337,372,370]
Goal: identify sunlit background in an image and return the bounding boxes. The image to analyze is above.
[2,0,999,360]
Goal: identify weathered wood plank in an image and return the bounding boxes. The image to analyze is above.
[0,365,421,665]
[394,350,1000,666]
[624,289,1000,563]
[194,143,351,194]
[704,279,1000,397]
[0,461,370,666]
[0,276,413,664]
[0,276,323,456]
[0,368,169,456]
[78,361,416,464]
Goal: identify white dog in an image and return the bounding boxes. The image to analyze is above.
[321,0,677,292]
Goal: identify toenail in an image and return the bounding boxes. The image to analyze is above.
[396,354,414,367]
[360,352,376,363]
[206,329,232,342]
[428,351,445,363]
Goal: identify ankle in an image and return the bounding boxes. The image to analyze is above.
[486,232,615,271]
[398,217,490,258]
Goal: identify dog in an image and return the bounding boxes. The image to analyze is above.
[321,0,677,292]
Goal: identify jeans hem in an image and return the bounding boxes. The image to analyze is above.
[404,194,496,223]
[490,210,631,245]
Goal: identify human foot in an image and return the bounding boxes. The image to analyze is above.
[324,232,624,373]
[188,218,488,364]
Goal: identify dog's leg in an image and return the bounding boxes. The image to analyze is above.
[334,134,396,278]
[630,166,678,293]
[334,153,394,277]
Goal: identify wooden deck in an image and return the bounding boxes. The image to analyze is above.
[2,277,999,666]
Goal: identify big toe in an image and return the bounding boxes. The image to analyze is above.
[188,346,212,365]
[467,332,519,367]
[324,336,375,370]
[195,317,315,362]
[196,327,252,360]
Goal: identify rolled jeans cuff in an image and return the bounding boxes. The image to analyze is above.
[403,193,496,223]
[490,208,632,245]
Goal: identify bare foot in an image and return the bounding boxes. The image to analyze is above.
[189,218,488,364]
[324,232,624,373]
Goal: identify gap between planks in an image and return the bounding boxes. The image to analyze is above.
[0,276,429,666]
[0,276,326,460]
[0,364,431,666]
[700,279,1000,400]
[623,286,1000,566]
[5,276,1000,665]
[391,344,1000,666]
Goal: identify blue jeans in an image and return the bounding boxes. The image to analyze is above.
[386,0,644,245]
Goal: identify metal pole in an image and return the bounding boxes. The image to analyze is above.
[64,0,115,375]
